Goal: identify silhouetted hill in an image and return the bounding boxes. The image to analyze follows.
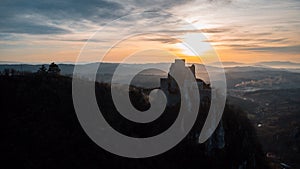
[0,74,269,169]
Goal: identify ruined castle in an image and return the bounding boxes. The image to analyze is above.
[160,59,212,106]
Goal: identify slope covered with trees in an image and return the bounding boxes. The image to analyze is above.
[0,74,269,169]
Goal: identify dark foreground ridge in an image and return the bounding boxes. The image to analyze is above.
[0,74,269,169]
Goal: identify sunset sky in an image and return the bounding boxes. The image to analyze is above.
[0,0,299,64]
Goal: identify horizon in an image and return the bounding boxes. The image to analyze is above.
[1,60,300,65]
[1,60,300,71]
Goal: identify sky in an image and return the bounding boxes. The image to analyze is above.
[0,0,299,64]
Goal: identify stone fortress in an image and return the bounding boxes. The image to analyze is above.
[160,59,212,106]
[159,59,224,150]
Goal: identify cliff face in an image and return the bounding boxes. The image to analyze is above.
[0,75,269,169]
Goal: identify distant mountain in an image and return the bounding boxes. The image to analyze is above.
[255,61,300,69]
[225,67,300,90]
[210,61,248,67]
[210,61,300,69]
[224,66,274,72]
[1,62,300,90]
[0,61,24,64]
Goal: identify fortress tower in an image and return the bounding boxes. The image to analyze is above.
[160,59,211,106]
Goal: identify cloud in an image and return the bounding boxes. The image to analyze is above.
[199,28,232,33]
[0,0,244,37]
[141,37,181,44]
[115,0,194,10]
[1,0,300,63]
[153,27,232,36]
[220,43,300,55]
[133,27,232,45]
[205,38,287,43]
[0,20,70,35]
[0,33,19,41]
[244,45,300,54]
[0,0,127,35]
[44,37,107,43]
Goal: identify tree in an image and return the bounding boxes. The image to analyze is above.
[4,69,10,76]
[37,65,47,74]
[10,69,16,76]
[48,62,61,75]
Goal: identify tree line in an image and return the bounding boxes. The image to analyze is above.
[0,62,61,76]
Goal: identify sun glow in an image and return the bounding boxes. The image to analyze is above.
[173,33,214,62]
[177,33,211,54]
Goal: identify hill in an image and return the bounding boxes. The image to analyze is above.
[0,74,268,169]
